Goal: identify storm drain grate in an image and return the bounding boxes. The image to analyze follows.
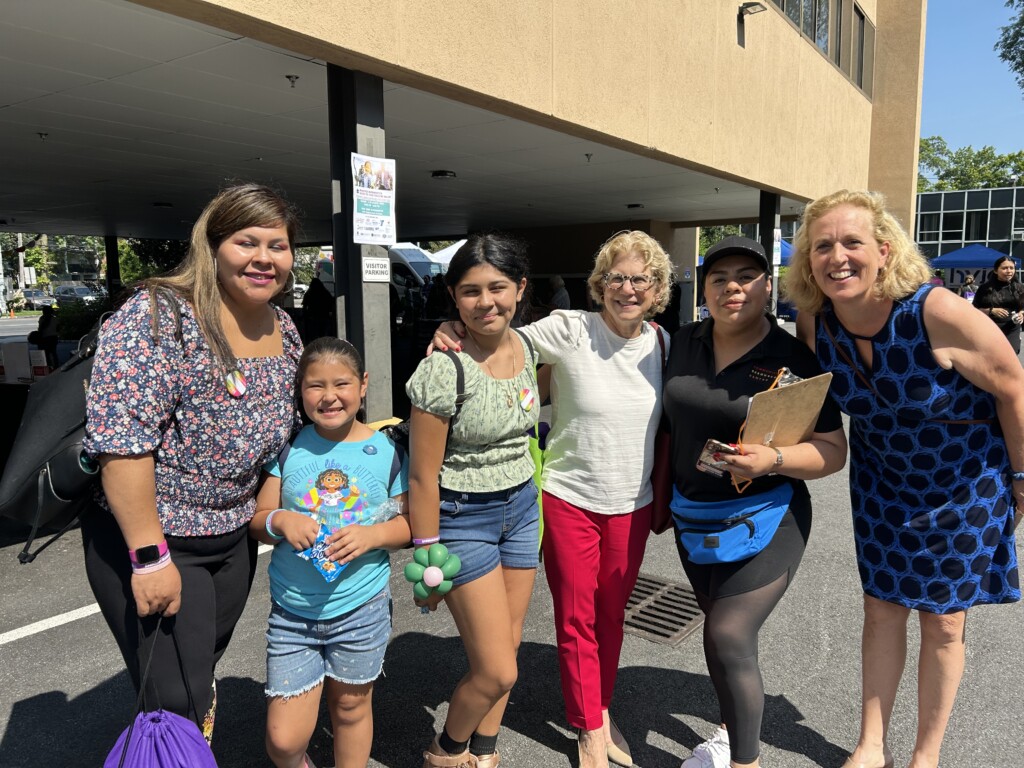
[623,573,704,647]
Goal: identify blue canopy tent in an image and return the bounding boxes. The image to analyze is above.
[930,244,1018,269]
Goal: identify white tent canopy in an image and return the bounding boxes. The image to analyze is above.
[428,240,467,266]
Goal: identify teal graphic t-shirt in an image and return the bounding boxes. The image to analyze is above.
[265,426,408,620]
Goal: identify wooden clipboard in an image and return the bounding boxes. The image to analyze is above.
[741,372,833,448]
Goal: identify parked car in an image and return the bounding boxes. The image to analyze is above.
[21,289,56,310]
[54,285,101,305]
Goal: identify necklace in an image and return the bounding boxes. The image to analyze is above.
[467,331,517,407]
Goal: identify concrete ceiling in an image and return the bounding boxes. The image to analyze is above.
[0,0,804,243]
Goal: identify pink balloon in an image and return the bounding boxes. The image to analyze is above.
[423,566,444,588]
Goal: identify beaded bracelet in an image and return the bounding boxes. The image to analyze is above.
[265,509,286,541]
[131,551,172,575]
[1012,471,1024,482]
[413,535,440,547]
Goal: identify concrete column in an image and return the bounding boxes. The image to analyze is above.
[670,226,699,323]
[327,64,392,420]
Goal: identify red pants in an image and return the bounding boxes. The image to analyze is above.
[541,491,651,730]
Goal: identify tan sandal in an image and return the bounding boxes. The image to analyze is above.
[472,751,501,767]
[606,715,632,766]
[422,738,475,768]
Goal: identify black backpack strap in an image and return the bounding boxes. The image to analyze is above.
[389,440,407,490]
[17,470,84,564]
[276,440,294,476]
[514,329,537,365]
[440,349,468,420]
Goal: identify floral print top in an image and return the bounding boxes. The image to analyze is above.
[84,290,302,536]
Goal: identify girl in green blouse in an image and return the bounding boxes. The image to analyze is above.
[407,235,540,768]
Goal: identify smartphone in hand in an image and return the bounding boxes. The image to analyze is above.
[696,438,740,477]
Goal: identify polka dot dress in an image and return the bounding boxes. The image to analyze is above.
[817,285,1020,614]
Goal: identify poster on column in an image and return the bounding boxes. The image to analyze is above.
[351,152,397,245]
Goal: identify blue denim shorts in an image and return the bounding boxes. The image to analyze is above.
[438,478,540,586]
[265,587,392,698]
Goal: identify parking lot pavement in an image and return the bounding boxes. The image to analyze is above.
[1,459,1021,767]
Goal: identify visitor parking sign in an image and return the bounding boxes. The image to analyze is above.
[362,256,390,283]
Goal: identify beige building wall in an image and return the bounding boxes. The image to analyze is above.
[868,0,928,229]
[134,0,924,217]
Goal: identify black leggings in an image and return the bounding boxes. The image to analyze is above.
[677,506,809,764]
[81,504,257,723]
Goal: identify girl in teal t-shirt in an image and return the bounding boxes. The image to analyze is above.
[251,338,410,768]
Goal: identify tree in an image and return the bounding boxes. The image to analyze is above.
[699,225,742,255]
[996,0,1024,95]
[125,237,188,275]
[917,136,1024,191]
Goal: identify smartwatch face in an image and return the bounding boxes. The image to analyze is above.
[134,544,163,565]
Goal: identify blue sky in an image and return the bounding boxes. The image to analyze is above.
[921,1,1024,154]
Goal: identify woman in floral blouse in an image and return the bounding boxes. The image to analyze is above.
[82,184,303,741]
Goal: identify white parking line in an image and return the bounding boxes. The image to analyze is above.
[0,543,276,647]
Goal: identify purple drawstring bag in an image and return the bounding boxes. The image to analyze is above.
[104,617,218,768]
[104,709,217,768]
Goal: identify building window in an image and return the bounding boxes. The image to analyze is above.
[771,0,872,95]
[918,213,940,241]
[990,210,1013,241]
[966,190,989,210]
[943,191,965,211]
[991,188,1014,208]
[942,211,964,240]
[965,211,988,241]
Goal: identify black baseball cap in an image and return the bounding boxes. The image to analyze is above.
[700,236,769,280]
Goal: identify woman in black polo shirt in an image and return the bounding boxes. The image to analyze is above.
[663,237,847,768]
[972,255,1024,354]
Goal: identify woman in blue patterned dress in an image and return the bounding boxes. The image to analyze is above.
[82,184,303,742]
[786,190,1022,768]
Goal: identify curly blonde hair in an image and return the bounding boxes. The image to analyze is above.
[586,230,675,318]
[783,190,931,315]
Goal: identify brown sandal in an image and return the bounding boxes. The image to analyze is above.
[472,751,501,768]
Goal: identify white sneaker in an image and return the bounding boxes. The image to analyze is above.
[680,727,730,768]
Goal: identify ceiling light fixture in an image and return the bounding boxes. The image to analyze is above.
[285,75,299,88]
[431,170,457,179]
[739,2,768,17]
[152,202,174,208]
[626,203,645,209]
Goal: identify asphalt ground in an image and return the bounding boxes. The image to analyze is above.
[1,324,1022,767]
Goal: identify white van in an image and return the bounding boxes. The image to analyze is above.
[313,244,444,302]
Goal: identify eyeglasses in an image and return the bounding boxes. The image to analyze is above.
[602,272,656,291]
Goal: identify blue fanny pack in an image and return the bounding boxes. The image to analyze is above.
[670,484,793,564]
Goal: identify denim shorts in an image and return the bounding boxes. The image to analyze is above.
[265,587,392,698]
[439,478,540,586]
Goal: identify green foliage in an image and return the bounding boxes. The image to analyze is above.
[125,237,188,275]
[23,246,54,287]
[699,225,743,255]
[293,247,320,285]
[918,136,1024,191]
[117,239,163,285]
[996,0,1024,94]
[54,297,114,341]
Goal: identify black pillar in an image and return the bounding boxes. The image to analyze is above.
[104,235,122,296]
[326,64,392,419]
[759,191,781,313]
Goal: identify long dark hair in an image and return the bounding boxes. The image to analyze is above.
[444,234,531,322]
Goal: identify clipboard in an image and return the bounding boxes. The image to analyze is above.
[741,372,833,448]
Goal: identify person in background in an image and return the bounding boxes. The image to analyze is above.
[548,275,571,311]
[82,184,303,743]
[664,236,846,768]
[971,255,1024,354]
[408,234,540,768]
[955,274,976,301]
[787,189,1021,768]
[35,304,59,368]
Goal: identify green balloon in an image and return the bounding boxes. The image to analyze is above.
[413,547,430,567]
[436,579,453,595]
[413,581,432,601]
[440,554,461,579]
[428,543,449,567]
[404,562,426,582]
